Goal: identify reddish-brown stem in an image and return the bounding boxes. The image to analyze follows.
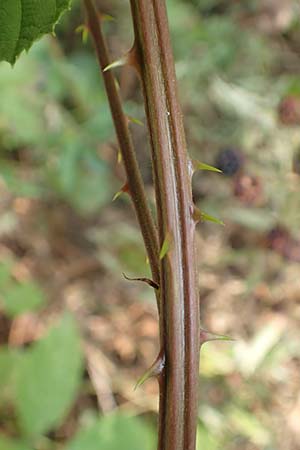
[84,1,200,449]
[129,2,200,450]
[83,0,160,287]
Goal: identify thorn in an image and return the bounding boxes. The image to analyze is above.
[75,24,89,44]
[103,55,129,73]
[117,149,122,164]
[98,12,115,22]
[75,24,86,33]
[159,232,172,260]
[192,159,222,173]
[201,212,224,226]
[200,328,234,346]
[188,158,194,178]
[112,182,129,201]
[192,207,224,225]
[127,115,144,126]
[134,351,165,390]
[123,273,159,290]
[114,78,120,92]
[112,190,122,202]
[103,44,140,73]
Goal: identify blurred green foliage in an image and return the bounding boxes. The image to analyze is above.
[0,37,115,213]
[0,313,83,448]
[0,262,45,317]
[16,315,83,437]
[66,412,155,450]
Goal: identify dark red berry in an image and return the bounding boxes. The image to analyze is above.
[278,96,300,125]
[265,227,300,262]
[233,174,263,206]
[215,148,244,176]
[266,226,290,253]
[282,239,300,263]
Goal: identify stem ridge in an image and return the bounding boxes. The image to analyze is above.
[84,1,200,449]
[129,2,200,450]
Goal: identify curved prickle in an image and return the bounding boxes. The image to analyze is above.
[123,273,159,290]
[192,159,223,173]
[200,328,234,346]
[103,45,140,73]
[135,351,166,390]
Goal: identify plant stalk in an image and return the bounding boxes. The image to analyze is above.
[84,1,200,448]
[83,0,160,286]
[129,2,200,450]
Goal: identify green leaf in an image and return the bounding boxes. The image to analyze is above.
[1,281,46,317]
[0,348,21,402]
[66,412,156,450]
[15,314,83,437]
[0,0,71,65]
[0,436,33,450]
[0,349,13,392]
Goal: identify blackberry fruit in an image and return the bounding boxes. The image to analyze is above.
[278,96,300,126]
[266,226,300,262]
[215,148,244,176]
[266,226,290,253]
[233,173,263,206]
[282,239,300,263]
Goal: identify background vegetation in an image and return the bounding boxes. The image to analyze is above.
[1,0,300,449]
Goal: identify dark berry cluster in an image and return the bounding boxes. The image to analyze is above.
[215,148,244,176]
[233,174,263,205]
[266,226,300,263]
[278,96,300,126]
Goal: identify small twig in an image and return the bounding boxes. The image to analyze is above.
[83,0,160,290]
